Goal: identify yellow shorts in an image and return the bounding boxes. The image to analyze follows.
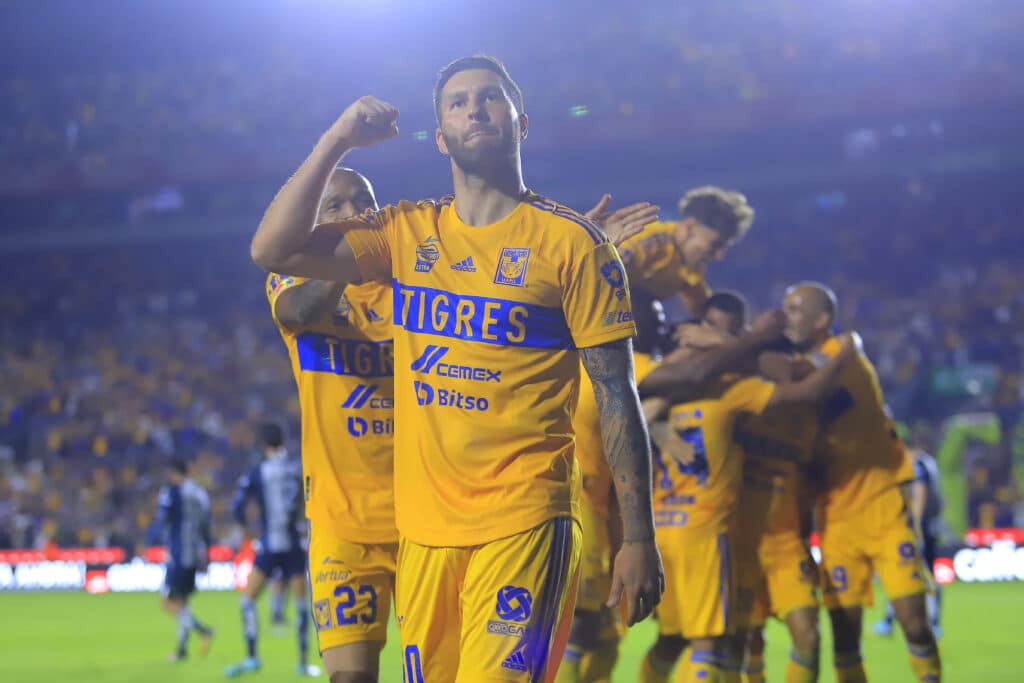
[655,525,735,639]
[819,486,929,609]
[396,517,581,683]
[577,497,612,613]
[307,523,397,653]
[737,531,819,627]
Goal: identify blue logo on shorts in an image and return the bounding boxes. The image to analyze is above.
[495,585,533,622]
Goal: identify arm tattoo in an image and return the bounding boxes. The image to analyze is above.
[580,337,656,543]
[276,279,346,329]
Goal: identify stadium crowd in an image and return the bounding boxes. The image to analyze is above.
[1,0,1020,193]
[1,176,1021,552]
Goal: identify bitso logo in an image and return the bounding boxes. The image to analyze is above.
[347,416,368,437]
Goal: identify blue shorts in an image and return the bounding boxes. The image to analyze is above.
[254,549,307,580]
[163,565,197,599]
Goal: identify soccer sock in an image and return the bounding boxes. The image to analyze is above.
[741,653,765,683]
[580,639,619,683]
[834,650,867,683]
[928,589,941,630]
[553,645,584,682]
[677,649,722,683]
[271,589,286,623]
[908,642,941,682]
[785,649,819,683]
[241,596,258,659]
[179,606,211,636]
[639,650,675,683]
[176,611,190,657]
[296,601,310,666]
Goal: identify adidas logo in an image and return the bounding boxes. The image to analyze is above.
[451,256,477,272]
[501,650,528,672]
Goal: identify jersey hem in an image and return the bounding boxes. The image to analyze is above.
[396,503,580,548]
[573,325,637,350]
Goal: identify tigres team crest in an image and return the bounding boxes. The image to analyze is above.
[494,247,531,287]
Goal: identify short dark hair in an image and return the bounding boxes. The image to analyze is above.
[631,288,668,356]
[433,55,524,124]
[168,457,189,475]
[259,422,285,449]
[678,186,755,242]
[702,290,749,326]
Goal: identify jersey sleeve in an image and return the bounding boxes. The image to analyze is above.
[563,242,637,349]
[726,376,776,417]
[341,205,398,284]
[266,273,309,324]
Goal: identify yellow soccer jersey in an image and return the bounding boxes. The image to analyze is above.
[267,274,397,544]
[653,375,775,533]
[342,193,636,547]
[810,335,914,525]
[618,221,710,313]
[574,351,660,517]
[733,404,818,538]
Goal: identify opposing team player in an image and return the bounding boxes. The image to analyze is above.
[225,422,317,677]
[782,283,941,683]
[874,422,945,639]
[266,166,395,683]
[251,55,664,681]
[618,187,754,317]
[637,304,856,683]
[147,458,215,663]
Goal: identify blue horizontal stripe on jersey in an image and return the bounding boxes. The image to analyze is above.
[393,280,575,350]
[295,333,394,377]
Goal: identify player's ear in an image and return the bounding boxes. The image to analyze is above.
[436,128,449,156]
[518,113,528,142]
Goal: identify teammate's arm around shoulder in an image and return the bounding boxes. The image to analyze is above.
[766,332,859,407]
[580,338,665,626]
[250,96,399,281]
[274,280,346,330]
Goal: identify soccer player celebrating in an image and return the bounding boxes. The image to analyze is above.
[226,422,317,677]
[618,187,755,318]
[250,56,664,682]
[265,166,395,683]
[637,307,856,683]
[147,458,215,663]
[558,288,666,683]
[691,295,823,683]
[782,283,941,683]
[874,422,945,639]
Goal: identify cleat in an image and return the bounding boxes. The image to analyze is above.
[168,652,187,663]
[872,620,894,637]
[297,664,322,677]
[225,657,261,677]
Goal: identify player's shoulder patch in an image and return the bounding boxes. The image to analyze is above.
[267,272,298,298]
[526,193,609,245]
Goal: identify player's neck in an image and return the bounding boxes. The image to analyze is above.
[450,161,526,227]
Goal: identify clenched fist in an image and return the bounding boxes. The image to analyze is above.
[330,96,400,149]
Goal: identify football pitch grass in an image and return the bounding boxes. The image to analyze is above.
[0,582,1017,682]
